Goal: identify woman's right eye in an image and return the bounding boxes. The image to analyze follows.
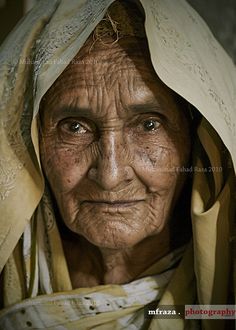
[57,118,97,146]
[59,119,91,135]
[65,121,88,134]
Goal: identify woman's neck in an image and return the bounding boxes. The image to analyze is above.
[61,222,186,288]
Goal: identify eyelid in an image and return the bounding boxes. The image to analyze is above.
[127,112,165,126]
[58,117,96,132]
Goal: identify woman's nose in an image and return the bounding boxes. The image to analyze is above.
[87,131,134,191]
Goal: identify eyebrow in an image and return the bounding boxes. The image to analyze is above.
[51,106,90,121]
[127,100,166,114]
[51,99,168,121]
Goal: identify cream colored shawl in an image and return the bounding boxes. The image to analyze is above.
[0,1,235,329]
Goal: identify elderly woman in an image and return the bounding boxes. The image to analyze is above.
[0,1,235,329]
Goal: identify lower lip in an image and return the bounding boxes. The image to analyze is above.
[82,201,143,209]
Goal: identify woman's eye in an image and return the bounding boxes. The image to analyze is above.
[142,119,160,131]
[68,121,87,134]
[57,118,97,145]
[60,120,88,134]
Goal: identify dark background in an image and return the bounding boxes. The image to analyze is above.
[0,0,236,63]
[188,0,236,63]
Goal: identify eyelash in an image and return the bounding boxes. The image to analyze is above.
[59,119,93,134]
[57,114,163,142]
[64,121,88,134]
[140,118,161,132]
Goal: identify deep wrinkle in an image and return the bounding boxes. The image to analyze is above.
[39,36,191,287]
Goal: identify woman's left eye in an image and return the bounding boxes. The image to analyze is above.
[142,119,160,131]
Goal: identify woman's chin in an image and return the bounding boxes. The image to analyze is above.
[77,225,146,250]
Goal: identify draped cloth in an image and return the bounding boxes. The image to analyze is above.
[0,0,235,329]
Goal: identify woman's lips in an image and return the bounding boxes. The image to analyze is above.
[81,200,144,209]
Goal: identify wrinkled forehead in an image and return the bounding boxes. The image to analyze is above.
[44,0,150,94]
[40,42,189,131]
[49,37,158,87]
[41,0,183,112]
[42,37,179,114]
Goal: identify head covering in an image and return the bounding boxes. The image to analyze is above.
[0,1,235,329]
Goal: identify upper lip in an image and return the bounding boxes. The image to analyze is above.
[82,199,144,204]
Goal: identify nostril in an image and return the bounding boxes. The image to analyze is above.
[124,166,135,182]
[88,167,97,180]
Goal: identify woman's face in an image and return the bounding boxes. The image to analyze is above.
[40,38,191,249]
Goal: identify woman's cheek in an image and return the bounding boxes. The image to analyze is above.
[40,139,72,187]
[48,145,96,193]
[133,143,180,191]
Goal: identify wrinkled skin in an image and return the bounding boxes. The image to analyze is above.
[39,37,191,287]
